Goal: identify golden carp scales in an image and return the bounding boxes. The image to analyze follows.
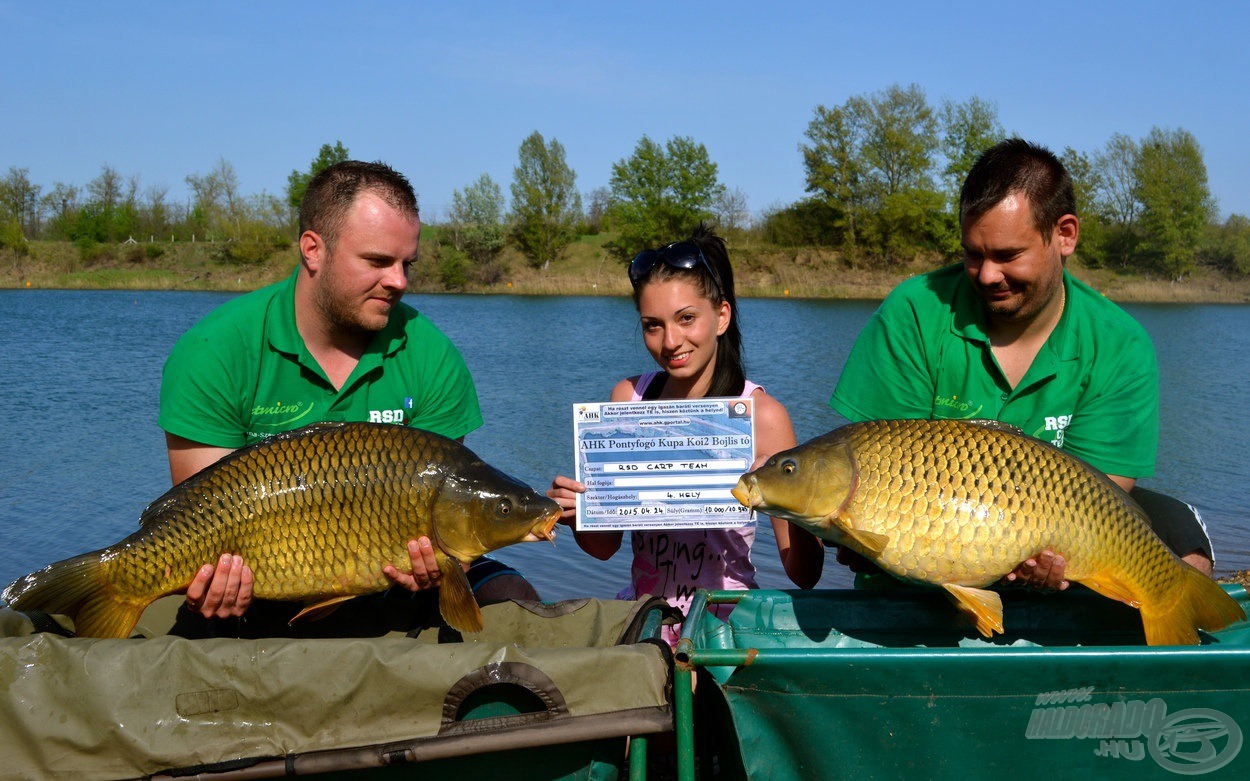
[732,419,1244,646]
[3,421,560,637]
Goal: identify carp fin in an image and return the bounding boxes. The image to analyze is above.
[941,583,1004,638]
[291,595,355,623]
[1079,574,1142,609]
[827,515,889,557]
[437,554,483,634]
[4,551,149,639]
[74,600,149,639]
[138,492,190,526]
[1138,564,1246,646]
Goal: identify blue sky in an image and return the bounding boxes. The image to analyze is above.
[2,1,1247,221]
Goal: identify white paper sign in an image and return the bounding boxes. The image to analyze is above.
[572,397,755,530]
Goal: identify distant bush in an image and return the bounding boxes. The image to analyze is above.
[759,199,844,248]
[471,258,506,286]
[421,225,506,289]
[120,241,171,264]
[438,250,469,290]
[76,236,114,263]
[1201,215,1250,276]
[214,231,290,265]
[0,219,29,256]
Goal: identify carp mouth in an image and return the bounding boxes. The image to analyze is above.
[523,507,561,543]
[731,476,763,509]
[730,474,818,527]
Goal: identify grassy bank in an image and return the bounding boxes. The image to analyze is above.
[3,237,1249,303]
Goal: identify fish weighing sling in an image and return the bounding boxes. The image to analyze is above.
[3,421,560,637]
[732,418,1244,646]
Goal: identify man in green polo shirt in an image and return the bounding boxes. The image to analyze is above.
[827,138,1212,587]
[158,160,534,636]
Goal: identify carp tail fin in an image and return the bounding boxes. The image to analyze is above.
[3,551,145,639]
[1140,565,1246,646]
[73,597,148,639]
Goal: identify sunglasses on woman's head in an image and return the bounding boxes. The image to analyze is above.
[628,240,724,300]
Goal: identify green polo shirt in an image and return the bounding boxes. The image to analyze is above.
[160,269,482,447]
[830,264,1158,479]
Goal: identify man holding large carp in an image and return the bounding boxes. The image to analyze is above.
[730,138,1240,645]
[157,160,537,635]
[825,138,1214,586]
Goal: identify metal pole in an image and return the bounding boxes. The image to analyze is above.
[628,734,648,781]
[674,655,695,781]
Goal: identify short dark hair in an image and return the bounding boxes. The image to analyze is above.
[959,138,1075,241]
[298,160,419,246]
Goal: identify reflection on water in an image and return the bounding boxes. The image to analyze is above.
[1,290,1247,604]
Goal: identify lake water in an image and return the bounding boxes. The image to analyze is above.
[2,289,1248,603]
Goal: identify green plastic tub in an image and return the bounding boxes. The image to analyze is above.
[675,586,1250,780]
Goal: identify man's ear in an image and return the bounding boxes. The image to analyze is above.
[299,230,326,272]
[1055,214,1079,258]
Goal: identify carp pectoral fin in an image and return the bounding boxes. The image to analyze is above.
[437,555,483,634]
[291,595,355,623]
[941,584,1004,638]
[828,517,889,557]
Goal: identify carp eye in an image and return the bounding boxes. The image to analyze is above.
[498,499,513,516]
[781,459,797,475]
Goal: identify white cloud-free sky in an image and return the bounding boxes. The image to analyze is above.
[3,1,1246,220]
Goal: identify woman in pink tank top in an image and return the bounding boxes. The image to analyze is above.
[548,226,823,645]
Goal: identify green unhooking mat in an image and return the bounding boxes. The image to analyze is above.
[0,596,675,780]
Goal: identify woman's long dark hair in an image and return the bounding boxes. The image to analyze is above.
[630,224,746,397]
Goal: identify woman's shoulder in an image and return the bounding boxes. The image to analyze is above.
[610,375,644,402]
[747,386,797,462]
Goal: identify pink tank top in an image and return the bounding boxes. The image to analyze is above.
[618,372,763,645]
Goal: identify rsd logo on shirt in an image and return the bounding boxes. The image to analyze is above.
[1042,414,1073,447]
[369,408,406,424]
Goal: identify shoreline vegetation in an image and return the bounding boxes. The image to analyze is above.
[7,107,1249,307]
[2,235,1249,303]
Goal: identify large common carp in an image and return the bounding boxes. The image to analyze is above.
[732,419,1244,646]
[3,421,560,638]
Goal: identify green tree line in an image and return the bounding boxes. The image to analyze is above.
[783,84,1248,279]
[0,156,290,265]
[3,84,1248,281]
